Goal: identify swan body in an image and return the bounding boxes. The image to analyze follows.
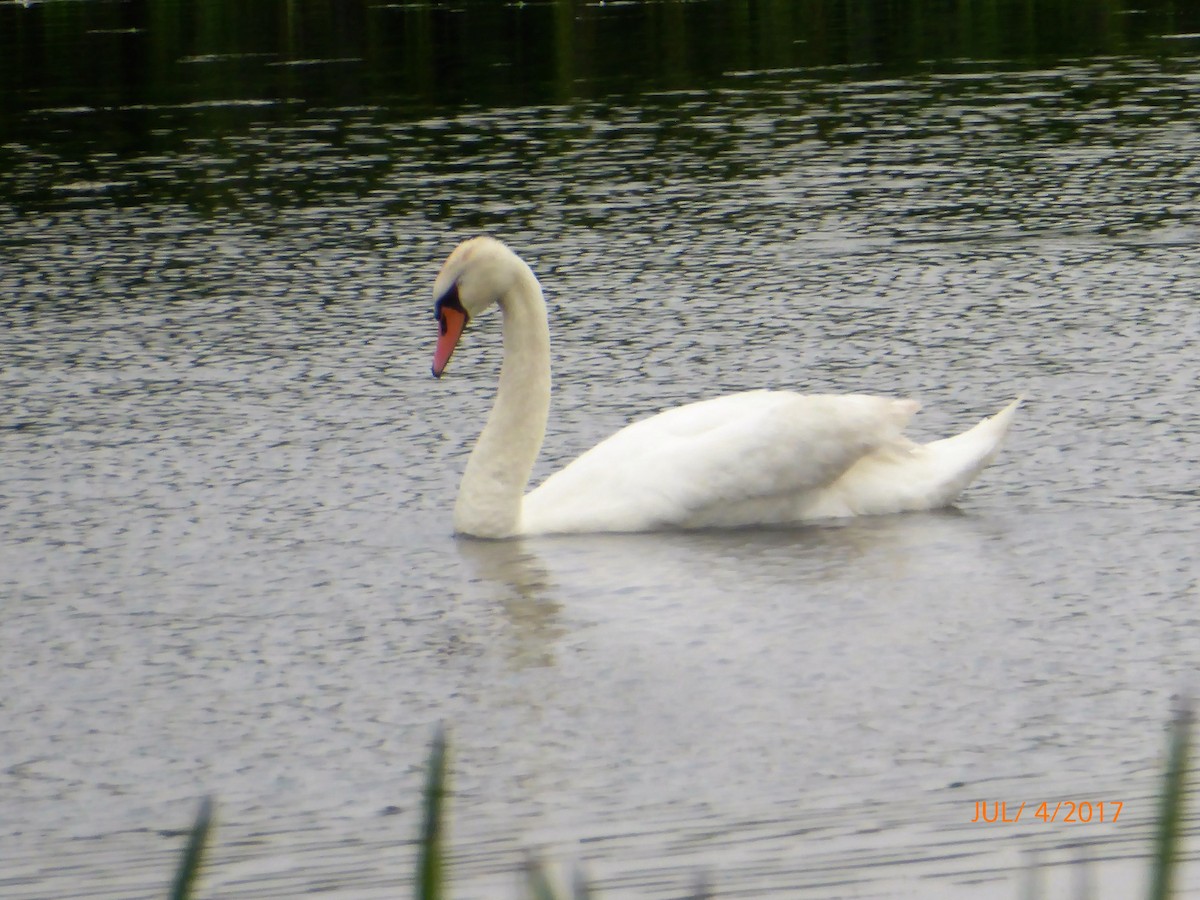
[431,236,1019,538]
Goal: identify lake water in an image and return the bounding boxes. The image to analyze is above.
[2,1,1199,897]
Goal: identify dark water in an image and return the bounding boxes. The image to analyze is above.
[3,1,1200,897]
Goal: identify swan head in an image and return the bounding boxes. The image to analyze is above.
[431,236,525,378]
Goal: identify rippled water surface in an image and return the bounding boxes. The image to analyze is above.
[3,7,1200,898]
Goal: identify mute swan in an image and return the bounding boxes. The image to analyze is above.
[432,236,1019,538]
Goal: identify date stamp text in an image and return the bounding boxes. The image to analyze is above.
[971,800,1123,824]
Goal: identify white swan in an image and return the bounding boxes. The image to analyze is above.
[432,236,1019,538]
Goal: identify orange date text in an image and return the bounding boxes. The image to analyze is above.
[971,800,1123,824]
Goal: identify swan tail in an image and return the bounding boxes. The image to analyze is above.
[916,396,1022,506]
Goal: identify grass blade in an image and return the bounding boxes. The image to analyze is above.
[687,871,711,900]
[1148,697,1193,900]
[570,864,594,900]
[168,796,213,900]
[417,725,449,900]
[523,853,559,900]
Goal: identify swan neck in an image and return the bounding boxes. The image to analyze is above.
[454,266,550,538]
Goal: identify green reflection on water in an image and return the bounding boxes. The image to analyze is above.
[2,0,1198,119]
[2,0,1199,214]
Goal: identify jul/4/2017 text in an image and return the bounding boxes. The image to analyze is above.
[971,800,1123,824]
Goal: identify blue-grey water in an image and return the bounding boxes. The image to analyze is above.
[3,5,1200,898]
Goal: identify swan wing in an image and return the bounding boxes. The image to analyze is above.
[520,390,922,534]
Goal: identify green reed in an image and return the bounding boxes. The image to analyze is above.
[418,725,448,900]
[167,796,212,900]
[1149,698,1192,900]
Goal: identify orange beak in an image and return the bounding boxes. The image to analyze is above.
[432,305,468,378]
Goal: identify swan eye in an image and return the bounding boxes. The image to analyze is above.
[434,284,468,332]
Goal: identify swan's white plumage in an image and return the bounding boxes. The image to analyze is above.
[524,391,916,533]
[431,236,1019,538]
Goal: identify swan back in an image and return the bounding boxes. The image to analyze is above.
[520,394,1020,534]
[521,391,923,534]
